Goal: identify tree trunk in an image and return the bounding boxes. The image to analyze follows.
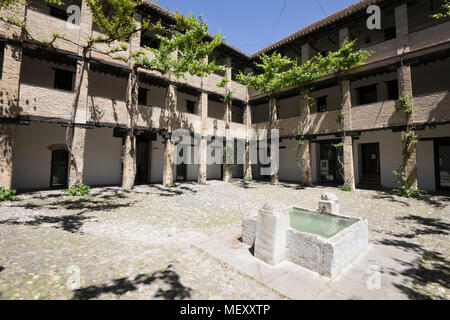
[222,101,232,182]
[268,96,279,184]
[66,46,89,186]
[122,66,138,190]
[163,83,177,186]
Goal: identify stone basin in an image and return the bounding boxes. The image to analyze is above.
[241,195,369,278]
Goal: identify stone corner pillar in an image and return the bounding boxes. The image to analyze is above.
[343,135,356,189]
[301,43,312,64]
[300,139,313,187]
[162,83,177,186]
[254,201,291,266]
[341,79,355,189]
[398,64,418,188]
[121,132,136,190]
[243,103,253,180]
[395,3,410,54]
[339,27,350,46]
[0,123,17,189]
[197,92,208,185]
[269,97,279,184]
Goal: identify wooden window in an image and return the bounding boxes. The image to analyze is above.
[141,35,160,49]
[53,68,74,91]
[386,79,399,100]
[186,100,196,114]
[48,5,69,21]
[317,96,327,112]
[384,26,396,41]
[138,87,148,106]
[357,84,378,105]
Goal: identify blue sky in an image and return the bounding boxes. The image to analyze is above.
[155,0,358,55]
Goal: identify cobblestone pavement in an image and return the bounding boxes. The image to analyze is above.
[0,180,448,300]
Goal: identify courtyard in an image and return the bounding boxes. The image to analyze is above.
[0,181,448,300]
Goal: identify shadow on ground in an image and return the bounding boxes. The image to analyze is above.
[370,190,450,208]
[71,265,192,300]
[0,212,93,233]
[375,214,450,300]
[150,184,198,197]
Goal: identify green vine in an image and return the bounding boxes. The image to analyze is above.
[336,111,344,124]
[431,0,450,19]
[396,94,416,114]
[222,89,234,103]
[392,127,425,198]
[216,78,234,102]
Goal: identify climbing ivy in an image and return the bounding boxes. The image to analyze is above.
[392,127,425,198]
[396,94,416,114]
[431,0,450,19]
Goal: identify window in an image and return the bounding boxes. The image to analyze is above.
[141,35,160,49]
[357,84,378,105]
[317,96,327,112]
[186,100,196,114]
[138,88,148,106]
[53,68,74,91]
[48,5,69,21]
[384,26,396,41]
[386,80,399,100]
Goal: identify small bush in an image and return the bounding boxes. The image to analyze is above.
[229,179,235,183]
[0,187,18,202]
[244,177,252,182]
[64,183,91,197]
[338,184,353,192]
[393,169,425,199]
[165,183,176,188]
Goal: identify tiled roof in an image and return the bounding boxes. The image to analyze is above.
[251,0,383,57]
[142,0,385,58]
[142,0,250,58]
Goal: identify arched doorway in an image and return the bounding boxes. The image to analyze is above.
[50,149,69,188]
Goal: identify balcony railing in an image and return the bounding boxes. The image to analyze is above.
[20,83,74,120]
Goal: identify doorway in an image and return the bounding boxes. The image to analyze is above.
[435,139,450,190]
[359,143,381,188]
[135,137,150,185]
[176,148,187,182]
[319,141,343,185]
[50,149,69,188]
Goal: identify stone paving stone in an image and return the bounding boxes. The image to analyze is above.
[0,180,448,300]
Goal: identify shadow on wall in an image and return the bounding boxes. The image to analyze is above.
[0,43,24,119]
[427,92,450,123]
[71,265,192,300]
